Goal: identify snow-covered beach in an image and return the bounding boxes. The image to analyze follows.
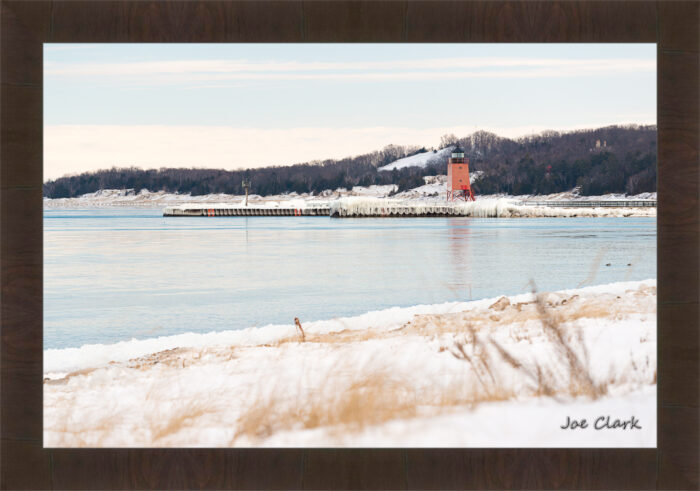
[44,279,656,448]
[42,185,657,211]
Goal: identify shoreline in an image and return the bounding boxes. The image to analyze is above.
[43,188,657,211]
[45,279,657,447]
[43,278,656,376]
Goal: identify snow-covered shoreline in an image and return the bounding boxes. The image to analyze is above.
[43,186,657,210]
[44,280,656,447]
[43,279,655,375]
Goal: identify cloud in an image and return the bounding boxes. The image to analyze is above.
[44,121,655,180]
[44,57,655,86]
[43,44,101,52]
[46,57,655,75]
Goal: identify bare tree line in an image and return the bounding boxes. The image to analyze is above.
[43,125,656,198]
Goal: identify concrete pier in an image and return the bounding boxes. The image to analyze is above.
[163,199,657,218]
[330,203,468,218]
[163,204,330,217]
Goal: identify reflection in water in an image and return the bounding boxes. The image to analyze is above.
[447,219,473,301]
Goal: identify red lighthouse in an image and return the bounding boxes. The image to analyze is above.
[447,145,475,201]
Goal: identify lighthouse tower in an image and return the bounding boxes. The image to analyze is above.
[446,145,475,201]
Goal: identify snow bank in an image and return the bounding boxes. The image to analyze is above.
[44,298,503,377]
[45,280,656,447]
[44,186,657,210]
[46,278,655,376]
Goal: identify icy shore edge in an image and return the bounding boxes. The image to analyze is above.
[44,279,656,377]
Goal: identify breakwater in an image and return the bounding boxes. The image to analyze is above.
[163,203,330,216]
[521,200,656,208]
[163,198,657,218]
[328,198,656,218]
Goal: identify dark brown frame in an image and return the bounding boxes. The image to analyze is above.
[2,1,698,489]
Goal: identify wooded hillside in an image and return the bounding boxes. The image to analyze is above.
[43,125,656,198]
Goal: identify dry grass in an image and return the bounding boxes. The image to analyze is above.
[233,367,421,442]
[264,326,395,348]
[46,391,218,446]
[253,284,654,351]
[45,392,133,447]
[577,246,610,287]
[43,367,98,386]
[149,400,212,443]
[229,282,645,443]
[448,281,609,401]
[449,325,498,396]
[126,345,236,370]
[231,345,532,444]
[529,283,605,398]
[231,352,531,444]
[127,347,193,369]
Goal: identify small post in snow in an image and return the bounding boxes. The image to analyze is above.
[294,317,306,342]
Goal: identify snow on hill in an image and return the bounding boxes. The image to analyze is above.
[379,147,452,171]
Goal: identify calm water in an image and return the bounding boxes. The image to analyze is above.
[44,209,656,349]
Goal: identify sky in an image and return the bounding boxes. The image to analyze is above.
[44,44,656,180]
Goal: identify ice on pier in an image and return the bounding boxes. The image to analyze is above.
[330,197,656,218]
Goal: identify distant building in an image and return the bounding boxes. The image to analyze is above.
[591,139,610,152]
[446,146,475,201]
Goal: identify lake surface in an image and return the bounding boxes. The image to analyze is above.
[44,209,656,349]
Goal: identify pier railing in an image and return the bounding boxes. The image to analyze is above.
[163,203,331,217]
[519,200,657,208]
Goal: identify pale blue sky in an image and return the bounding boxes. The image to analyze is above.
[44,44,655,179]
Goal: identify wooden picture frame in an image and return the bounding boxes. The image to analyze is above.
[1,1,697,489]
